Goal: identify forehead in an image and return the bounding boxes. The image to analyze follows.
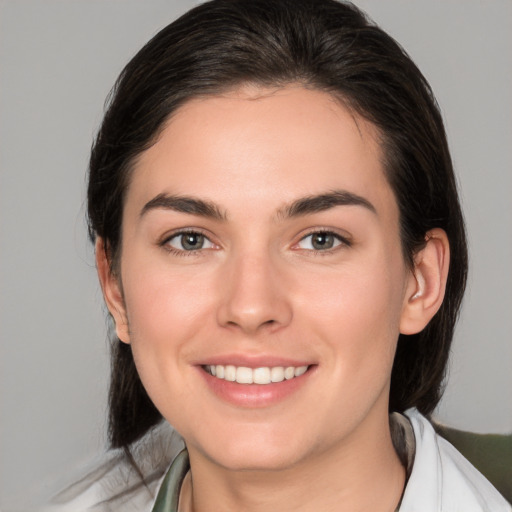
[127,85,396,219]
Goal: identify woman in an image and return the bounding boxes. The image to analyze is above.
[52,0,510,510]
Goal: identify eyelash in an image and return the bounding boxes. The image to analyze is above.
[294,229,352,254]
[160,229,216,257]
[160,228,351,257]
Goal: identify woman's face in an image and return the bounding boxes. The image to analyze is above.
[110,86,417,471]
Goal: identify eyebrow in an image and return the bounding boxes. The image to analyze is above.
[140,193,227,221]
[140,189,376,222]
[280,190,377,218]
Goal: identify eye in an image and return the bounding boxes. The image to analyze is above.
[165,231,215,251]
[296,231,347,251]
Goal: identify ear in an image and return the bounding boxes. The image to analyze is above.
[400,228,450,335]
[95,238,131,344]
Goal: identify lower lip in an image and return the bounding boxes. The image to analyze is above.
[198,366,315,408]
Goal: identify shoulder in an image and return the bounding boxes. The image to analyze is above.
[42,422,184,512]
[400,409,511,512]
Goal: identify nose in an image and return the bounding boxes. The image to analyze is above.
[216,251,293,335]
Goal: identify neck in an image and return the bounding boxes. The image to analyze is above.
[180,411,405,512]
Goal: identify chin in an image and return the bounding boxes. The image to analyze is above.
[210,445,304,472]
[190,423,311,472]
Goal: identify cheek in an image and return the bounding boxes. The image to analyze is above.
[309,254,404,325]
[119,257,219,403]
[122,256,217,341]
[302,253,406,374]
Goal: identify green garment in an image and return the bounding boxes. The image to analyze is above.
[435,424,512,504]
[152,449,189,512]
[151,424,512,510]
[149,449,405,511]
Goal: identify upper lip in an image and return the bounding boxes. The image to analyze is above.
[194,354,314,368]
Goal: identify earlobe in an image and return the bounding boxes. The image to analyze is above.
[400,228,450,335]
[95,238,131,344]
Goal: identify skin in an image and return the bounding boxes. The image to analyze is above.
[98,85,449,512]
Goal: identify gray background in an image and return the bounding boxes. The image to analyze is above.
[1,0,510,509]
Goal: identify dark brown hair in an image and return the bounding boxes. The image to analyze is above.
[87,0,468,449]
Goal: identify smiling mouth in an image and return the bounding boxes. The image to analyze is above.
[203,365,309,385]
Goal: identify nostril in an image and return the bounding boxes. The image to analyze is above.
[216,277,293,333]
[223,316,278,334]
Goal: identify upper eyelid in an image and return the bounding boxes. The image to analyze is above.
[160,230,218,255]
[292,232,352,257]
[296,228,352,244]
[157,227,351,249]
[160,227,213,245]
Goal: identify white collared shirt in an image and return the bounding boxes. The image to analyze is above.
[44,409,511,511]
[400,409,510,511]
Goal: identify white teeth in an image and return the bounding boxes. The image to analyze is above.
[225,365,236,382]
[206,364,308,384]
[284,366,295,380]
[236,367,253,384]
[253,367,271,384]
[294,366,307,377]
[270,366,285,383]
